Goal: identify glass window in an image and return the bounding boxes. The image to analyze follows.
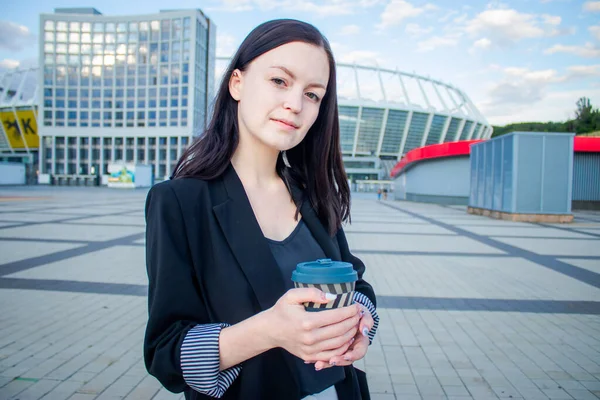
[68,100,77,108]
[117,23,126,33]
[45,20,55,30]
[138,100,146,108]
[45,32,54,42]
[69,22,80,31]
[45,43,54,52]
[57,21,67,31]
[140,21,149,31]
[44,53,55,65]
[80,111,89,120]
[57,32,67,42]
[149,110,157,119]
[55,99,65,108]
[92,100,101,108]
[161,20,171,40]
[183,17,191,27]
[171,98,178,107]
[106,33,115,44]
[137,111,145,120]
[106,23,115,32]
[93,34,103,44]
[129,22,138,32]
[82,22,91,32]
[93,22,103,32]
[170,110,178,120]
[69,44,79,54]
[151,20,160,31]
[149,99,157,107]
[117,33,126,43]
[81,100,89,108]
[68,111,77,120]
[81,33,91,43]
[159,99,167,107]
[116,111,123,120]
[69,33,80,42]
[159,110,167,120]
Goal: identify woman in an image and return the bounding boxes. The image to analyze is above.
[144,19,379,400]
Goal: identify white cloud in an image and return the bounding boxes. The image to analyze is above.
[209,0,380,16]
[565,64,600,79]
[0,59,20,70]
[484,89,600,125]
[478,65,600,123]
[405,23,432,37]
[583,1,600,11]
[417,35,460,52]
[340,25,361,35]
[544,42,600,58]
[438,10,459,22]
[590,25,600,41]
[464,8,565,45]
[0,21,35,52]
[338,50,384,65]
[470,37,492,53]
[377,0,436,30]
[216,33,238,57]
[541,14,561,26]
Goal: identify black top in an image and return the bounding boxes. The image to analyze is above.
[267,220,345,397]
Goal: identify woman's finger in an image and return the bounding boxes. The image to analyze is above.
[357,304,374,338]
[341,335,369,362]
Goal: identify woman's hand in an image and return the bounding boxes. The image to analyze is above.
[313,303,374,371]
[265,288,362,364]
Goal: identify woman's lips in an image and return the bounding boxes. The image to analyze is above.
[272,119,298,130]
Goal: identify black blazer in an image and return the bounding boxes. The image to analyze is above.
[144,164,377,400]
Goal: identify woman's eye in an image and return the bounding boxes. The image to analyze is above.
[271,78,285,86]
[306,92,320,102]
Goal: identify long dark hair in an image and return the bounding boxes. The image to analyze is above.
[172,19,350,235]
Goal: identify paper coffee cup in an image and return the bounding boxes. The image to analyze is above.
[292,258,358,311]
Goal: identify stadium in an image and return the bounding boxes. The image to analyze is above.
[0,9,490,185]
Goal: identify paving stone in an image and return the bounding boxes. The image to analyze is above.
[1,191,599,400]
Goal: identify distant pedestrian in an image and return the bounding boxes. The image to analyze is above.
[377,188,382,201]
[382,188,388,200]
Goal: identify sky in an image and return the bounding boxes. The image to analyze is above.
[1,0,599,126]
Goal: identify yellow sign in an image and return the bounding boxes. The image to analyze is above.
[0,109,39,149]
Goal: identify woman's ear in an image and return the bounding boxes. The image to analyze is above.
[229,69,242,101]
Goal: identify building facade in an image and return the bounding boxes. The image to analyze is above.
[38,8,215,184]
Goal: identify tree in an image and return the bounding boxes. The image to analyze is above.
[574,97,599,134]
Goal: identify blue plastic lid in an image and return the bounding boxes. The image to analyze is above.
[291,259,357,284]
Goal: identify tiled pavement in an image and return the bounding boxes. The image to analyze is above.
[0,186,599,400]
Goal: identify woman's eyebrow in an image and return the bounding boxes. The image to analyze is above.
[270,66,326,90]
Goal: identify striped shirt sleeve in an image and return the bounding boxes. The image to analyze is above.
[353,292,380,345]
[180,323,242,398]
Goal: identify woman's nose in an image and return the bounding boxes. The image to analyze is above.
[283,90,303,113]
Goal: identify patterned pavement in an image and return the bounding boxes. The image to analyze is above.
[0,186,599,400]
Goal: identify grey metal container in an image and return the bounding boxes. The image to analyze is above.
[469,131,575,215]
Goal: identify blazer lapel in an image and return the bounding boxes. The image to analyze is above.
[212,164,286,311]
